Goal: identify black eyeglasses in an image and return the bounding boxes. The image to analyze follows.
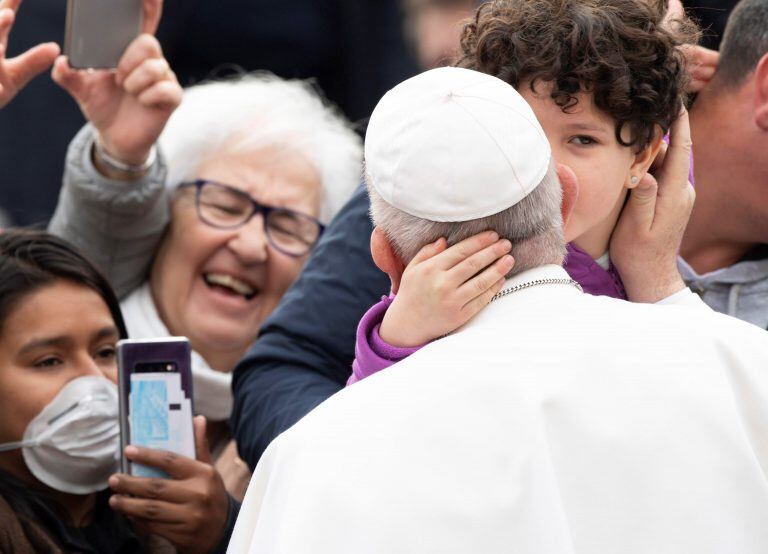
[179,180,324,258]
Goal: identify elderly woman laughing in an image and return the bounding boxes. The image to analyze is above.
[48,8,361,497]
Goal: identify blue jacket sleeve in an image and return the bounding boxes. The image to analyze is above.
[230,185,390,468]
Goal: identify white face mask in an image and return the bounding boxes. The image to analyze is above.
[0,375,120,494]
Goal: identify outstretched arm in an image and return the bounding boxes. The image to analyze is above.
[231,185,390,468]
[48,0,182,298]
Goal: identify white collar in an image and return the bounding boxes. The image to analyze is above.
[461,264,581,331]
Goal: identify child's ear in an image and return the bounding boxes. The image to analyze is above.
[371,227,406,293]
[627,126,664,189]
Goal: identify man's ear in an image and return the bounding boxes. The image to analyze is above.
[370,227,406,293]
[753,53,768,131]
[556,163,579,229]
[627,127,664,189]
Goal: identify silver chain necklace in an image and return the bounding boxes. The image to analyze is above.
[490,278,583,303]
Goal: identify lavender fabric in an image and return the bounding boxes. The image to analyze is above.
[349,243,628,385]
[563,243,627,300]
[348,295,420,385]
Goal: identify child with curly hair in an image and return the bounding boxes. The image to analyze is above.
[350,0,699,383]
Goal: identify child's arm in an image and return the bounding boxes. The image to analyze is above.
[348,232,514,385]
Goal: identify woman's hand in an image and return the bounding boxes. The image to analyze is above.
[379,231,514,348]
[610,109,695,303]
[681,45,719,93]
[662,0,719,93]
[52,0,181,167]
[0,0,59,109]
[109,416,231,554]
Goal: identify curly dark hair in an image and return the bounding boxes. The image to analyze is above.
[455,0,698,150]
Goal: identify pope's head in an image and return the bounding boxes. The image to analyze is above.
[364,67,578,291]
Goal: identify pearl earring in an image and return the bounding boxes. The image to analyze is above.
[630,176,638,185]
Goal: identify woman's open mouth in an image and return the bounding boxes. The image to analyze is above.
[203,273,257,301]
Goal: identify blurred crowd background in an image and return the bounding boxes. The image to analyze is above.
[0,0,738,227]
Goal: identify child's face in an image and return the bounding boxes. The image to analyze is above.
[520,82,639,244]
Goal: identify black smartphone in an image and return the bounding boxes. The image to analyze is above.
[64,0,142,70]
[117,338,195,477]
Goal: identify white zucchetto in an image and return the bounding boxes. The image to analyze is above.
[364,66,551,222]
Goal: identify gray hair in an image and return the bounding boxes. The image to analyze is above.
[367,161,566,276]
[713,0,768,89]
[159,73,363,224]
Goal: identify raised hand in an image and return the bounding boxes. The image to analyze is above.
[379,231,514,348]
[609,109,695,303]
[51,0,179,166]
[0,0,59,109]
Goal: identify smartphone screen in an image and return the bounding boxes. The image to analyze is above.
[118,338,195,477]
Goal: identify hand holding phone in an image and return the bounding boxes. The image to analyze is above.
[109,415,231,553]
[54,0,180,169]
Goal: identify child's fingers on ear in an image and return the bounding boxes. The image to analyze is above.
[461,277,506,317]
[450,239,512,284]
[409,237,447,266]
[434,230,499,271]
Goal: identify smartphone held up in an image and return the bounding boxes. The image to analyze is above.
[64,0,143,69]
[117,337,196,478]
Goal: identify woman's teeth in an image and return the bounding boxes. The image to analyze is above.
[204,273,256,299]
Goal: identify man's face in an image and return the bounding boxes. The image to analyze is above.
[405,0,476,69]
[520,82,639,244]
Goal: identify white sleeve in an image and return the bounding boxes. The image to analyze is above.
[654,287,711,310]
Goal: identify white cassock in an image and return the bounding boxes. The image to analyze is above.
[228,265,768,554]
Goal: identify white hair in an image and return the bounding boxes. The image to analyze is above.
[159,73,363,224]
[367,161,567,276]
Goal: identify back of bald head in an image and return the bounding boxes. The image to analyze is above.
[713,0,768,90]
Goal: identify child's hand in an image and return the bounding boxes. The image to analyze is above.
[108,416,230,554]
[379,231,514,348]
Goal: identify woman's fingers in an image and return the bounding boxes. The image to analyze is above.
[141,0,163,35]
[0,8,14,55]
[449,238,512,285]
[458,254,514,302]
[0,0,22,14]
[124,445,200,480]
[115,34,163,87]
[109,494,188,524]
[193,415,213,465]
[108,473,191,504]
[5,42,59,88]
[122,56,172,94]
[137,79,182,109]
[659,107,693,192]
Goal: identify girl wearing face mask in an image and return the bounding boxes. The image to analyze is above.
[0,231,234,554]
